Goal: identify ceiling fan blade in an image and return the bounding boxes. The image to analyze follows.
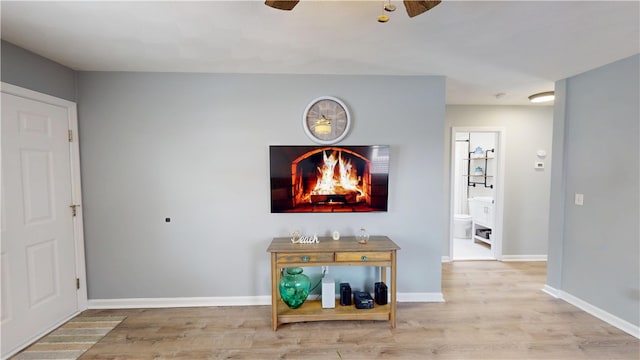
[403,0,442,18]
[265,0,300,11]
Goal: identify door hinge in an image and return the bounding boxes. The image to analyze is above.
[76,278,80,289]
[68,130,73,142]
[70,204,80,217]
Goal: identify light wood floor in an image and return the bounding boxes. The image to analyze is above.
[76,262,638,359]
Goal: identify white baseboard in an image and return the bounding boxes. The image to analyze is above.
[541,284,559,298]
[88,292,446,309]
[501,255,548,262]
[542,284,639,339]
[443,255,546,262]
[398,292,445,302]
[88,296,272,309]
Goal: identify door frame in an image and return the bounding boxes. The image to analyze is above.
[1,82,87,328]
[448,126,506,261]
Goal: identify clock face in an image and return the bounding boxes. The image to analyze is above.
[302,96,351,144]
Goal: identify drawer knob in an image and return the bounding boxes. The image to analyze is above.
[361,255,368,262]
[301,256,310,262]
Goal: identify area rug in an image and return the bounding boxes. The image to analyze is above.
[12,316,126,360]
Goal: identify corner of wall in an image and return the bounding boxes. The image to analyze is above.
[545,79,568,290]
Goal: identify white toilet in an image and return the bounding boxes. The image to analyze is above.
[453,214,472,239]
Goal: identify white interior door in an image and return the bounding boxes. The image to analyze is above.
[1,91,80,357]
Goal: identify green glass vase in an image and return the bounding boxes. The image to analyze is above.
[279,267,310,309]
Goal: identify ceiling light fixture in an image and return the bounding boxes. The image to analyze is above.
[378,0,399,22]
[384,0,397,12]
[265,1,441,21]
[528,91,555,103]
[378,0,392,22]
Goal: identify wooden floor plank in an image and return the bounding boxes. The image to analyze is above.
[76,262,638,359]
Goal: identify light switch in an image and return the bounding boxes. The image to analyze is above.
[575,193,584,206]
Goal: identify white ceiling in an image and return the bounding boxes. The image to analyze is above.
[1,0,638,105]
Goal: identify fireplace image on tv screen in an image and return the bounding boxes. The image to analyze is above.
[270,145,390,213]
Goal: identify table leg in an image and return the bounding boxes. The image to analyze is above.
[271,252,278,330]
[390,250,397,328]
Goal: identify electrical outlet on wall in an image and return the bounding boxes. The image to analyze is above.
[575,193,584,206]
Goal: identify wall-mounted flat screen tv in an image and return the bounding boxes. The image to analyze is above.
[270,145,390,213]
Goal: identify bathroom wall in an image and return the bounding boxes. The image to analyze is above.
[452,133,470,215]
[467,132,497,199]
[444,106,554,257]
[452,131,497,215]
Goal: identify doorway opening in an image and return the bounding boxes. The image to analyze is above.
[449,128,505,261]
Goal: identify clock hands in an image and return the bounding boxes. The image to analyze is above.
[314,114,332,135]
[316,114,331,125]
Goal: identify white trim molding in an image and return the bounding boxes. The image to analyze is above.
[542,284,560,298]
[89,296,272,309]
[542,285,639,339]
[89,293,446,309]
[441,256,451,263]
[398,292,445,303]
[501,255,548,262]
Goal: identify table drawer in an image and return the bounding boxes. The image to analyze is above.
[277,252,334,264]
[335,251,391,262]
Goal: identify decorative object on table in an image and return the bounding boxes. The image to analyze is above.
[474,166,484,175]
[321,277,336,308]
[279,267,311,309]
[340,283,352,306]
[353,291,374,309]
[332,230,340,240]
[375,282,388,305]
[356,228,370,244]
[289,230,319,244]
[302,96,351,145]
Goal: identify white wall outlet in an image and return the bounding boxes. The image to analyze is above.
[575,193,584,206]
[535,161,544,169]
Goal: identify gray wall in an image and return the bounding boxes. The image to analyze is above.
[547,54,640,326]
[444,106,554,256]
[77,72,446,299]
[1,40,77,102]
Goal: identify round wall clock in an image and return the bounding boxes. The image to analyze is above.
[302,96,351,145]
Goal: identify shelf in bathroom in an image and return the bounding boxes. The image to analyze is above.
[474,235,492,245]
[464,157,495,160]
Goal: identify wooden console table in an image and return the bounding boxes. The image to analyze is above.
[267,236,400,330]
